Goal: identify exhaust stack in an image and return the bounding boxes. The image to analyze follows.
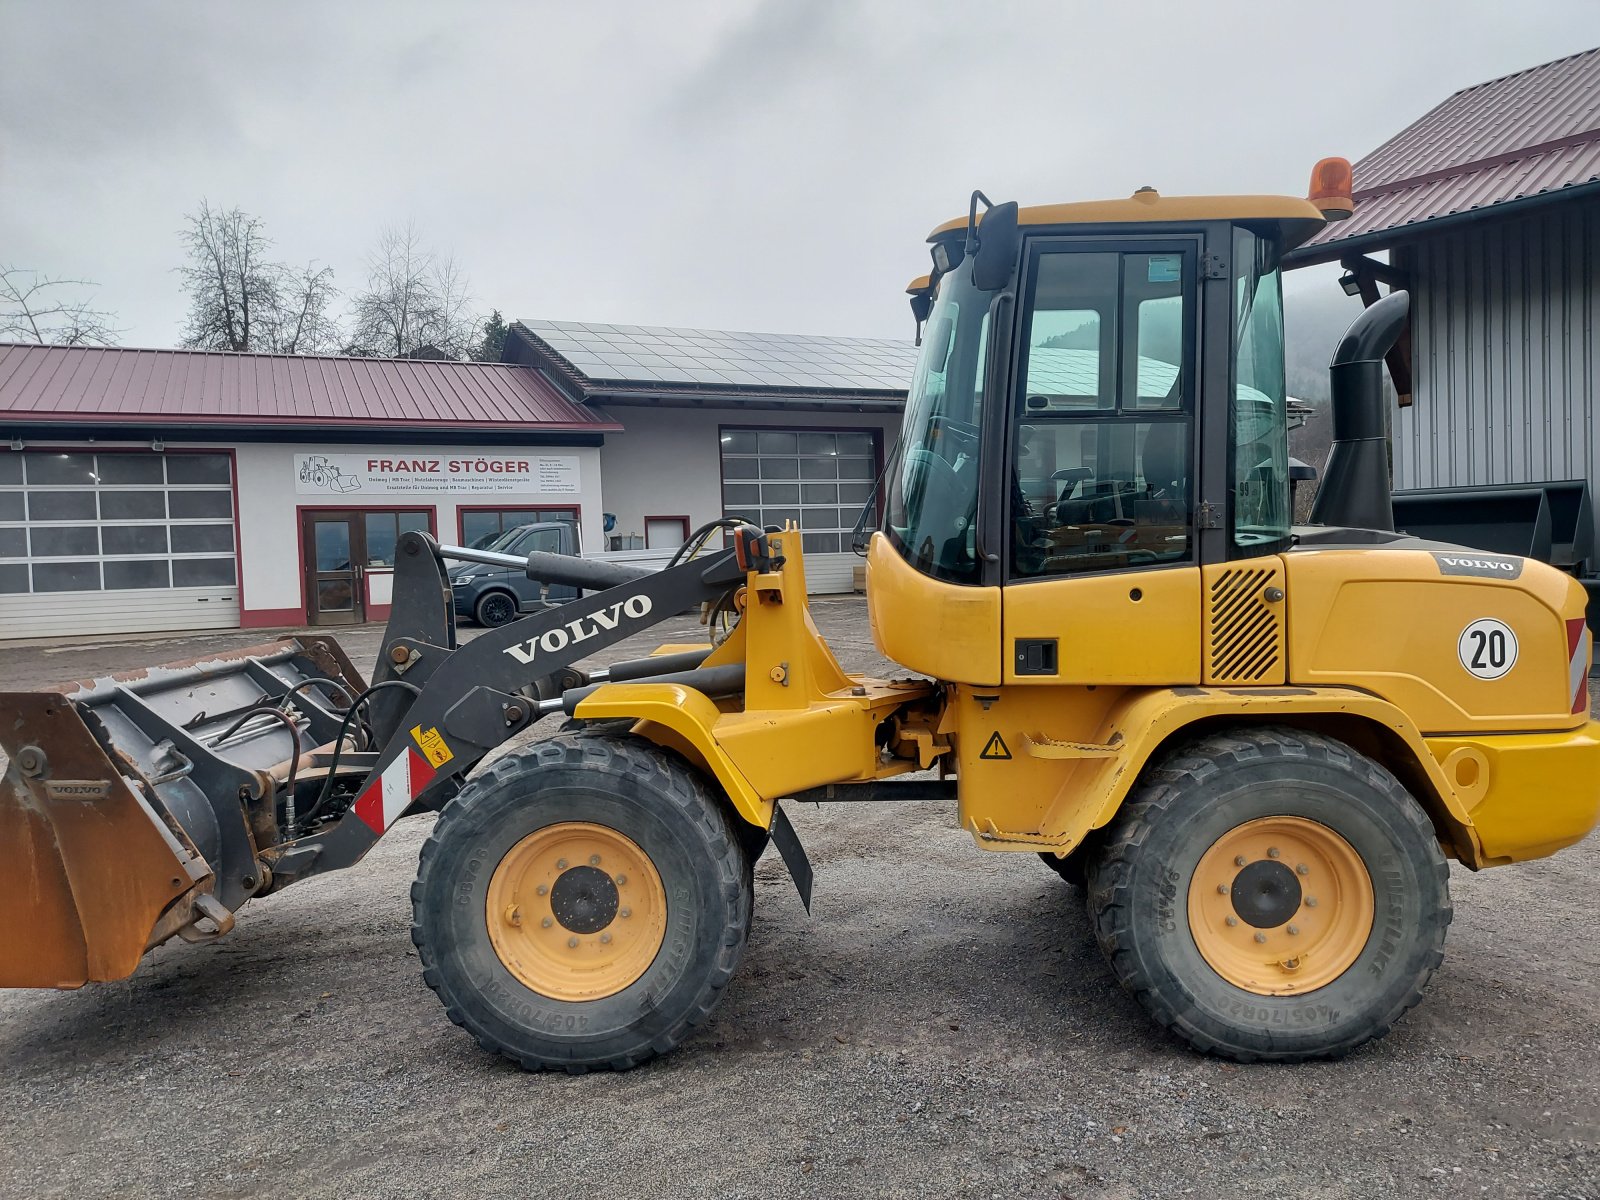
[1310,290,1410,532]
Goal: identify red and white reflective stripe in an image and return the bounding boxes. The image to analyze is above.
[1567,618,1591,715]
[353,747,437,835]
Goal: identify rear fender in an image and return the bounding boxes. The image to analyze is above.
[573,682,771,830]
[1021,687,1480,864]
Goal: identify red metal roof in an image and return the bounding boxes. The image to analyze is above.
[1291,47,1600,264]
[0,342,619,433]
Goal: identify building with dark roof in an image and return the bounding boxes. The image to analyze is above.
[0,343,618,636]
[0,325,913,638]
[504,320,912,593]
[1285,47,1600,497]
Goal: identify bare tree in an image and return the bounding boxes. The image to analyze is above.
[348,223,476,359]
[268,263,341,355]
[0,268,120,346]
[178,201,279,351]
[177,201,342,354]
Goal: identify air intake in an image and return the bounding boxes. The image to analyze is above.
[1203,563,1286,685]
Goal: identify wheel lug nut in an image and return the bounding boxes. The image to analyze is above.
[589,854,601,866]
[536,884,548,896]
[1295,864,1309,876]
[541,917,552,928]
[1305,897,1318,908]
[620,908,631,919]
[1254,932,1268,944]
[1234,855,1248,867]
[556,859,567,870]
[600,933,611,944]
[1216,884,1229,895]
[1287,925,1300,936]
[1225,916,1238,927]
[615,874,627,886]
[1267,847,1281,859]
[567,936,579,948]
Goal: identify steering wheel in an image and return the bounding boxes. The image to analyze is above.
[927,414,980,458]
[904,447,963,515]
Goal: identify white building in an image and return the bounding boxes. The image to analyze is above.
[0,327,913,639]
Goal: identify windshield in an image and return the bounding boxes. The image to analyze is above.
[1233,228,1290,550]
[883,254,994,583]
[472,527,523,552]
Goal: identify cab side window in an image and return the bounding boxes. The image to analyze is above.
[1011,248,1194,578]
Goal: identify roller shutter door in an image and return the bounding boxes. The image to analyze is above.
[718,428,878,595]
[0,450,240,639]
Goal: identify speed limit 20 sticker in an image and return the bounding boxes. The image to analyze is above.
[1458,618,1518,679]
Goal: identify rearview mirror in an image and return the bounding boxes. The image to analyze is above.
[971,200,1020,292]
[908,291,932,345]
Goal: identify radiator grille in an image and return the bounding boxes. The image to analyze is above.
[1205,565,1285,685]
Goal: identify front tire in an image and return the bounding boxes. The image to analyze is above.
[1088,725,1450,1062]
[411,733,752,1072]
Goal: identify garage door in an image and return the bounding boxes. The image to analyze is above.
[0,450,240,640]
[719,428,878,594]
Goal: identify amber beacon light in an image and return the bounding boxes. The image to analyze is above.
[1308,156,1355,220]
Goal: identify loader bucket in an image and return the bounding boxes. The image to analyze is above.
[0,636,368,989]
[0,693,207,988]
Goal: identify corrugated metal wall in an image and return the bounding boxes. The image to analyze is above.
[1396,200,1600,491]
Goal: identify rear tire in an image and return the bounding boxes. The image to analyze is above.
[474,590,519,628]
[1088,725,1450,1062]
[411,732,751,1072]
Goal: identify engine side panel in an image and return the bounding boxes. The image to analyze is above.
[1284,548,1587,733]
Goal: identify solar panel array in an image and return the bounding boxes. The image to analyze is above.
[519,320,917,392]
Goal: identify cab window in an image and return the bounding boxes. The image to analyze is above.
[1011,247,1194,578]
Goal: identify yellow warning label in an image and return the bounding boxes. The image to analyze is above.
[979,731,1012,761]
[411,725,455,768]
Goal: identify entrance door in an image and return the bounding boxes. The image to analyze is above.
[303,511,365,626]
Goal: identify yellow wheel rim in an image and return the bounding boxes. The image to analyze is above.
[1187,815,1374,996]
[486,821,667,1001]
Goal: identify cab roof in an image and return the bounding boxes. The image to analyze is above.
[928,189,1328,248]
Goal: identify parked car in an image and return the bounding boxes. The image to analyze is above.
[449,521,580,627]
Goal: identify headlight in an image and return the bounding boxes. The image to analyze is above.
[452,574,477,587]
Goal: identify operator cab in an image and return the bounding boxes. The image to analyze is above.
[871,168,1351,684]
[885,186,1335,591]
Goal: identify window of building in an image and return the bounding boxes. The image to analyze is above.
[363,510,432,567]
[0,451,236,594]
[459,507,579,549]
[720,428,879,554]
[644,516,689,550]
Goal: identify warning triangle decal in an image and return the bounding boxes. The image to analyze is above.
[979,731,1012,760]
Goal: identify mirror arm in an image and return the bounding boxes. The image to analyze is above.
[965,190,994,258]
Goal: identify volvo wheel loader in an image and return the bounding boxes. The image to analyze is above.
[5,159,1600,1070]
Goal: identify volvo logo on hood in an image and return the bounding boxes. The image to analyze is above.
[502,595,654,665]
[1431,552,1523,580]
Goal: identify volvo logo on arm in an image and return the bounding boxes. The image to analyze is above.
[502,595,654,665]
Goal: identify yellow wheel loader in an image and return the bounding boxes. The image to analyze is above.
[6,160,1600,1069]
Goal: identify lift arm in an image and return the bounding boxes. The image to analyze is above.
[292,529,772,881]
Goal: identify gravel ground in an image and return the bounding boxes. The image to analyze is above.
[1,600,1596,1199]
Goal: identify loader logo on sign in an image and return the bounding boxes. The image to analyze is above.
[411,725,455,769]
[979,731,1012,761]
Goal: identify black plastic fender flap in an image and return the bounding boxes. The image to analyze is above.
[770,803,813,914]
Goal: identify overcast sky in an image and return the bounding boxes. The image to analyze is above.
[3,2,1596,349]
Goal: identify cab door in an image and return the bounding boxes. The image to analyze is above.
[999,238,1204,685]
